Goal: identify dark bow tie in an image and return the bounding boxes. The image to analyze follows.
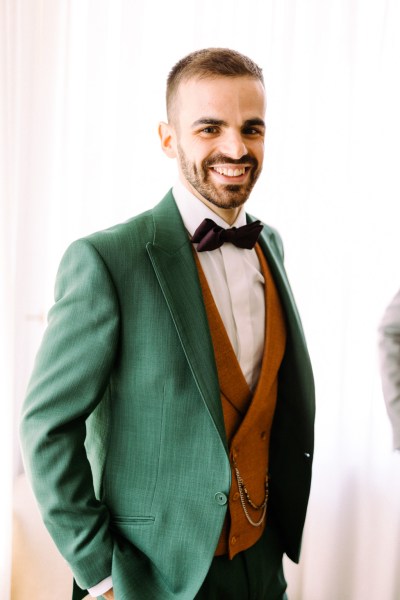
[191,218,263,252]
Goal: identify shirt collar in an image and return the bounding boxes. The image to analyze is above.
[172,178,247,237]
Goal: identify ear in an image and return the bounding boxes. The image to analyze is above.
[158,122,177,158]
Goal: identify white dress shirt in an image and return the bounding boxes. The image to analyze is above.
[173,179,266,391]
[88,181,266,597]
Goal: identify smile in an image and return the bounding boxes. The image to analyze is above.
[212,166,247,177]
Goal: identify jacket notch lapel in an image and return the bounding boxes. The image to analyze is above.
[146,191,227,450]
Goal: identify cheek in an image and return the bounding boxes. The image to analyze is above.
[252,144,264,166]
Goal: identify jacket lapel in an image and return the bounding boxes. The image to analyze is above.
[247,214,310,356]
[146,191,227,450]
[247,214,314,417]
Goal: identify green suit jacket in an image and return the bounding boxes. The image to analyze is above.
[20,190,315,600]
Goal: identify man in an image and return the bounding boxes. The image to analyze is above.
[20,48,315,599]
[378,289,400,451]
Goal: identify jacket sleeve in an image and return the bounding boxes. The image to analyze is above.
[378,288,400,450]
[20,238,120,590]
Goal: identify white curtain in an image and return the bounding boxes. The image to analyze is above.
[2,1,400,598]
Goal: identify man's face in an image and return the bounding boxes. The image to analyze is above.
[160,76,266,215]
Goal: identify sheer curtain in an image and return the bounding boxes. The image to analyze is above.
[2,0,400,598]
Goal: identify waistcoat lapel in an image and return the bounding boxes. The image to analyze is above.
[193,251,251,417]
[235,244,287,438]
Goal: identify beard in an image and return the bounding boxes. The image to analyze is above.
[177,146,262,210]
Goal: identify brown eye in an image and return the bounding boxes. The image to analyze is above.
[202,127,218,134]
[243,127,261,135]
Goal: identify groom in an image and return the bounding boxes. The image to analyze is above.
[20,48,315,599]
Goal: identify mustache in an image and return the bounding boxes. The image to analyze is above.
[203,154,258,168]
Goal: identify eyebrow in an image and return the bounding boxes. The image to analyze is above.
[243,118,266,129]
[191,117,266,129]
[191,118,228,128]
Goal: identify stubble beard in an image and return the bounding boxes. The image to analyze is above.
[177,146,261,210]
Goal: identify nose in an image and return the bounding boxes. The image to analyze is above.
[220,130,248,159]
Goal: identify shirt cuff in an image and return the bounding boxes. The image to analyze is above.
[88,575,113,597]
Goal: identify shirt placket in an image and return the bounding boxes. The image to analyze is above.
[220,244,254,384]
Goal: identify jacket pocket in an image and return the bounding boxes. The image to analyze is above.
[111,515,155,525]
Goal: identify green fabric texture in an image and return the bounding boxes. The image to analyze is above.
[20,190,315,599]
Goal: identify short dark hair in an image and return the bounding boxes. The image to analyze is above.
[166,48,264,121]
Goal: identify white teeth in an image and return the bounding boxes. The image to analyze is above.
[214,167,245,177]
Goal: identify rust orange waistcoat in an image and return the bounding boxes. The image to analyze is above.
[194,244,287,559]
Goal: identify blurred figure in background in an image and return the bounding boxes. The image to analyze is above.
[378,288,400,451]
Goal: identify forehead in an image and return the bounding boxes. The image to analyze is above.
[174,76,266,125]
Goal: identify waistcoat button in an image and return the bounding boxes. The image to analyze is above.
[214,492,228,505]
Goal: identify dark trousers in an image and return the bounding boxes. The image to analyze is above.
[195,520,288,600]
[72,522,288,600]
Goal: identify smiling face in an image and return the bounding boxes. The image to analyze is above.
[159,76,266,223]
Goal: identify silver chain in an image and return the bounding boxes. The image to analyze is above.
[233,460,269,527]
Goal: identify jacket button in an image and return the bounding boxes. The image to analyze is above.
[232,492,240,501]
[214,492,228,505]
[261,431,267,440]
[304,452,311,458]
[231,536,237,545]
